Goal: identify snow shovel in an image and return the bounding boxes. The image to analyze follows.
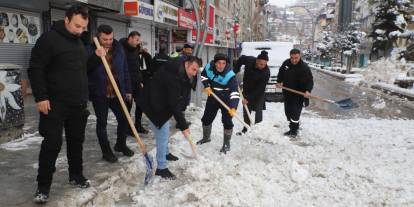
[184,134,198,158]
[238,86,254,125]
[209,91,251,130]
[281,86,358,109]
[93,38,153,185]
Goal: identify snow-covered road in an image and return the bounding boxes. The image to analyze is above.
[89,103,414,207]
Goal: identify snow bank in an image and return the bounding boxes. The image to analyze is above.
[309,65,364,84]
[372,82,414,99]
[0,132,42,151]
[124,104,414,207]
[361,58,405,85]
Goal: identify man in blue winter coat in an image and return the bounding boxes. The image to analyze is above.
[86,24,132,163]
[196,53,240,154]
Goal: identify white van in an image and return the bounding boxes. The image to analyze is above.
[239,41,294,102]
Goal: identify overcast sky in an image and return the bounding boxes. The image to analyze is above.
[268,0,297,7]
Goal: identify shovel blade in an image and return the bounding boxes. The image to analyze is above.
[143,153,154,186]
[335,98,358,109]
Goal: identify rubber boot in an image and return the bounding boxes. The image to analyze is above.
[196,125,212,145]
[220,129,232,154]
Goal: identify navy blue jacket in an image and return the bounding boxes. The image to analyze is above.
[201,61,239,109]
[86,40,131,102]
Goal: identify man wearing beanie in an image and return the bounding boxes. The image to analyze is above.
[234,50,270,135]
[196,53,240,154]
[276,49,313,139]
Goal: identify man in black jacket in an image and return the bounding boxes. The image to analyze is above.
[138,56,200,180]
[276,49,314,138]
[28,4,91,204]
[120,31,149,134]
[151,47,170,75]
[234,51,270,135]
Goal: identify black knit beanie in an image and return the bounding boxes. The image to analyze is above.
[257,50,269,61]
[214,53,228,63]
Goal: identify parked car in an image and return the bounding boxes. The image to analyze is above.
[237,41,294,102]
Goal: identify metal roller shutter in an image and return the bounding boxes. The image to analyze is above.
[51,8,66,23]
[97,18,127,40]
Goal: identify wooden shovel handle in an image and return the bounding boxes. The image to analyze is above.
[93,37,148,155]
[210,91,251,130]
[185,135,198,157]
[238,86,254,125]
[281,86,334,104]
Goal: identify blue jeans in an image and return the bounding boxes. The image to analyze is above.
[149,120,170,169]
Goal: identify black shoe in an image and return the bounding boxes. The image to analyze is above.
[166,153,179,161]
[69,174,91,188]
[236,127,247,136]
[33,188,49,204]
[220,144,231,154]
[103,152,118,163]
[136,125,149,134]
[283,130,297,138]
[114,144,135,157]
[155,168,176,180]
[196,138,211,145]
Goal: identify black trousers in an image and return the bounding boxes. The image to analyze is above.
[126,89,143,128]
[37,101,89,189]
[284,95,303,131]
[201,96,234,129]
[92,98,128,153]
[243,95,265,126]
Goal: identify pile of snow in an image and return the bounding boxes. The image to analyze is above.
[361,49,413,87]
[0,132,42,151]
[114,103,414,207]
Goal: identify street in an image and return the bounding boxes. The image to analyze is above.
[309,70,414,120]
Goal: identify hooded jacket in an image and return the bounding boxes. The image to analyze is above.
[28,20,89,105]
[201,61,239,109]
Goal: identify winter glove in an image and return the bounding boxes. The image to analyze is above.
[203,87,213,96]
[228,108,237,117]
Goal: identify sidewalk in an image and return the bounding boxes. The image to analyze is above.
[308,63,414,100]
[0,95,176,206]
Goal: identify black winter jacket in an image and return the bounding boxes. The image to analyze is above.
[119,38,144,93]
[28,20,89,105]
[234,55,270,104]
[138,59,191,130]
[277,59,314,105]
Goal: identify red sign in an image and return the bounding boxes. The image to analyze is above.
[124,1,138,16]
[191,4,214,44]
[178,9,194,29]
